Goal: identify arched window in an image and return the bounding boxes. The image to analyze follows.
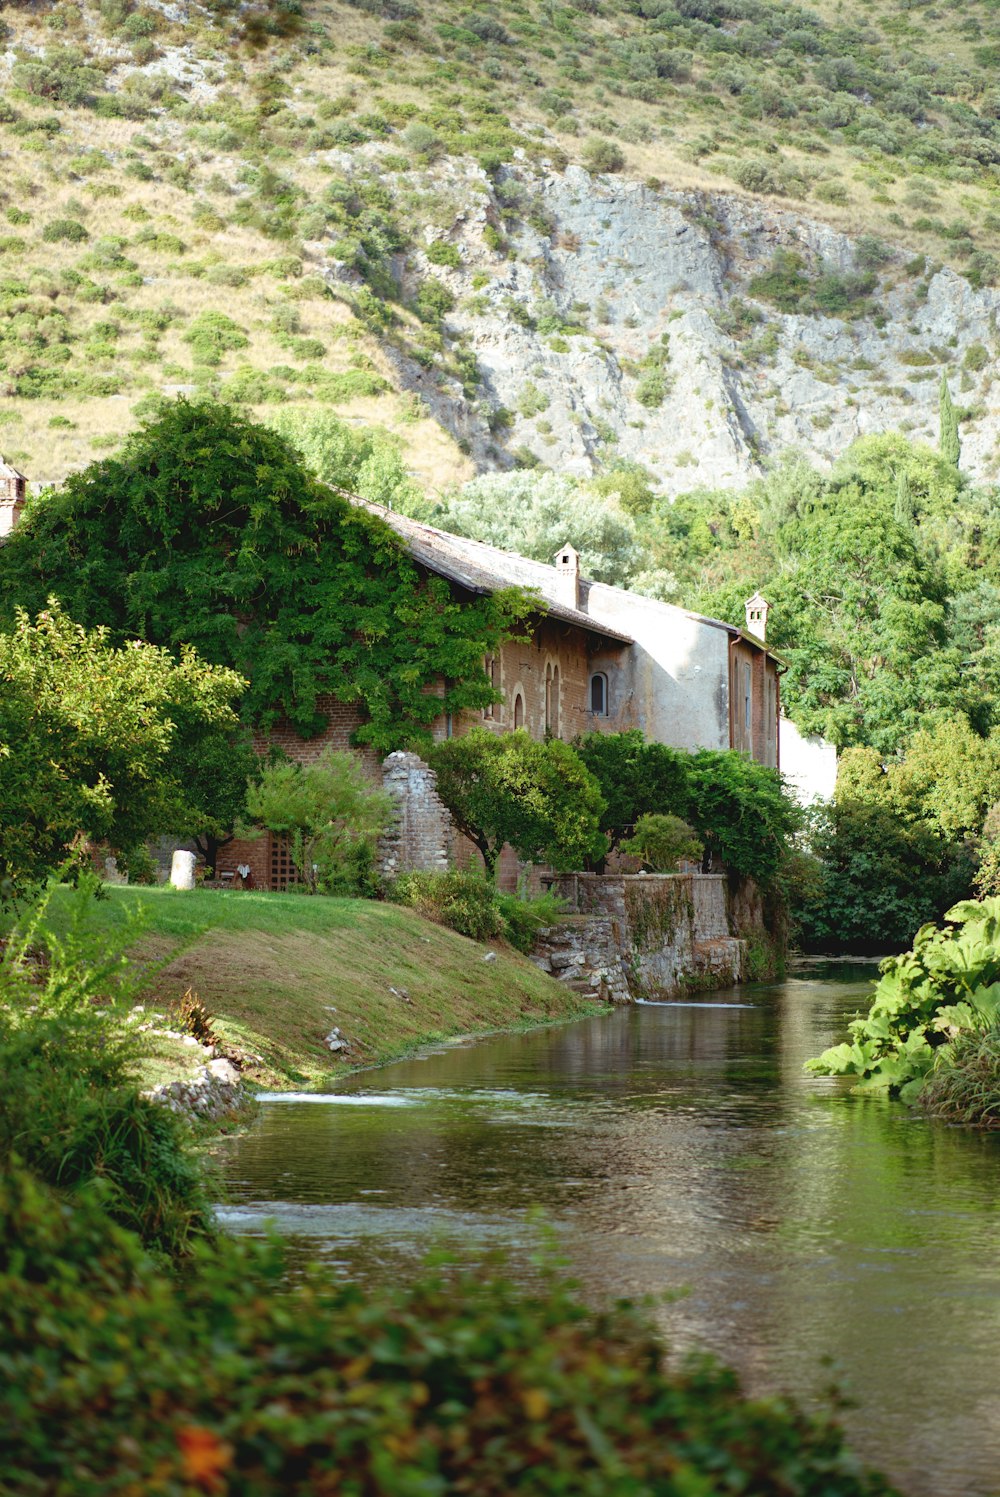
[483,654,500,719]
[545,662,560,736]
[590,672,608,715]
[513,691,524,729]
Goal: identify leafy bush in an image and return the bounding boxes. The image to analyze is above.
[426,239,461,267]
[0,887,213,1256]
[42,217,89,243]
[583,137,626,173]
[183,310,250,364]
[0,1161,896,1497]
[806,897,1000,1100]
[496,889,567,952]
[623,813,703,871]
[919,1023,1000,1127]
[390,868,505,943]
[245,748,392,895]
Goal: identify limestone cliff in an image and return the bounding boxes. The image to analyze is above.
[354,161,998,496]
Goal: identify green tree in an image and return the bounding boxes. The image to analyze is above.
[183,730,265,878]
[0,401,526,750]
[433,472,643,587]
[939,373,961,468]
[795,797,973,953]
[0,603,242,894]
[686,750,801,888]
[622,814,703,872]
[839,717,1000,842]
[269,408,429,518]
[245,748,392,894]
[761,491,964,753]
[574,730,691,861]
[893,469,913,527]
[426,728,606,880]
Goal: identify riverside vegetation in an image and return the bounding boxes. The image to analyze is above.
[0,887,900,1496]
[806,895,1000,1128]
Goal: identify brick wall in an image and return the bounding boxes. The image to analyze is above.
[253,694,382,779]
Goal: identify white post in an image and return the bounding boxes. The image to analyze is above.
[170,850,197,890]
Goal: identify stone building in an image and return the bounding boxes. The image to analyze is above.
[0,469,783,890]
[218,504,783,890]
[0,458,27,540]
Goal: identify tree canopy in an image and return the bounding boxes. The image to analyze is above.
[644,433,1000,755]
[432,471,645,589]
[426,728,606,880]
[0,402,526,751]
[0,602,242,893]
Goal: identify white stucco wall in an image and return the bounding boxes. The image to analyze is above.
[581,580,732,751]
[779,716,837,804]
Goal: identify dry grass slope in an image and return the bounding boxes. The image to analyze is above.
[4,0,1000,481]
[40,885,598,1089]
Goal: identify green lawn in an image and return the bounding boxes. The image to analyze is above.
[32,886,598,1090]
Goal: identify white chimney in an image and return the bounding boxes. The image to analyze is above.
[744,590,770,642]
[553,543,580,609]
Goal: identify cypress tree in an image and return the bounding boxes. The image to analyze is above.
[939,373,961,467]
[893,468,914,527]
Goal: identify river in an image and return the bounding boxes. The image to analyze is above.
[217,964,1000,1497]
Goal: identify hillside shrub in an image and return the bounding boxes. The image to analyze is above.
[426,239,461,267]
[183,310,249,364]
[42,217,89,243]
[583,137,626,173]
[806,897,1000,1100]
[0,1161,896,1497]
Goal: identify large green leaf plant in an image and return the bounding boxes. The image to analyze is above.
[806,898,1000,1100]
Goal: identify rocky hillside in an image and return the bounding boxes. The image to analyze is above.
[2,0,1000,492]
[391,162,1000,491]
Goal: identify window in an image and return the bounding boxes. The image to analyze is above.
[766,677,776,740]
[513,691,524,729]
[590,672,608,715]
[483,655,500,719]
[743,662,752,731]
[545,662,560,736]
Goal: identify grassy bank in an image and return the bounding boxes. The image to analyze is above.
[37,885,600,1090]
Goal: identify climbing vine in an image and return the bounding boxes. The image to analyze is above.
[0,402,528,750]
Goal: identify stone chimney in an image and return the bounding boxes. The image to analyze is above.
[553,543,580,610]
[744,589,770,642]
[0,457,27,540]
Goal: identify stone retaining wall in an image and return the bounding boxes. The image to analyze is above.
[533,873,745,1003]
[142,1055,248,1124]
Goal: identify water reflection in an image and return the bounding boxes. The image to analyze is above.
[217,965,1000,1497]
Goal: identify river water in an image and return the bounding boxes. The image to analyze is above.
[217,965,1000,1496]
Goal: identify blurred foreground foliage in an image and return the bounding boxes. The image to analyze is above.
[1,1161,899,1497]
